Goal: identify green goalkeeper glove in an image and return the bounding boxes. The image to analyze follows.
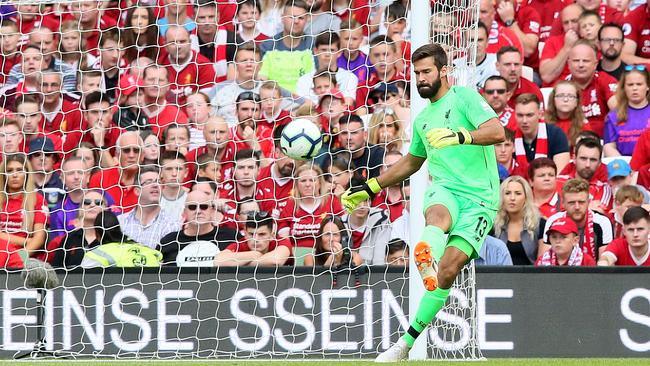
[426,127,473,149]
[341,178,382,213]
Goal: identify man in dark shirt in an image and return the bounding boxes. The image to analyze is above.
[333,114,385,179]
[158,190,239,266]
[597,23,627,80]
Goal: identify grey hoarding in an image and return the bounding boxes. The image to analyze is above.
[0,267,649,358]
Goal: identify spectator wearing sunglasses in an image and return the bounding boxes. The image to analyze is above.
[88,131,144,212]
[482,75,517,131]
[117,166,181,249]
[158,190,240,266]
[49,189,107,268]
[604,65,650,157]
[214,211,292,267]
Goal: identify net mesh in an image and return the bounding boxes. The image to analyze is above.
[0,0,480,360]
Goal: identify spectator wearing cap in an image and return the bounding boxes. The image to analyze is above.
[496,46,543,109]
[214,211,293,267]
[356,36,408,109]
[88,131,143,212]
[27,137,64,211]
[540,4,584,87]
[160,25,220,107]
[604,65,650,157]
[536,218,596,266]
[317,88,348,137]
[557,138,613,214]
[36,70,84,150]
[612,185,647,239]
[232,91,274,158]
[78,91,123,167]
[14,94,63,153]
[158,190,240,266]
[475,236,513,266]
[295,32,358,105]
[608,158,648,197]
[258,1,315,93]
[544,179,614,261]
[483,76,517,131]
[113,73,148,131]
[599,206,650,266]
[139,64,189,138]
[117,166,181,249]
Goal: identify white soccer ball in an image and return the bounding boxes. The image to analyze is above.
[280,119,323,160]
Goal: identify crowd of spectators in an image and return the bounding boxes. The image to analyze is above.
[0,0,648,271]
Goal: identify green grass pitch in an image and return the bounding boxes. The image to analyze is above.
[2,360,650,366]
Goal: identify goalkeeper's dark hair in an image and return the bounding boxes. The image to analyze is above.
[623,206,650,225]
[315,32,340,49]
[412,43,448,70]
[386,238,408,256]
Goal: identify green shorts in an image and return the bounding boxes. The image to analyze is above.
[422,184,496,260]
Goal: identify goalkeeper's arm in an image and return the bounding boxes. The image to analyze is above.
[376,153,426,189]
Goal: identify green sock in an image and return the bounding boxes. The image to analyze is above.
[420,225,446,262]
[401,287,451,347]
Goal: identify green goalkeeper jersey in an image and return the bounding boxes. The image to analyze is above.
[409,85,500,210]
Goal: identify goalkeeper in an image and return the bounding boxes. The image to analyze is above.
[342,43,505,363]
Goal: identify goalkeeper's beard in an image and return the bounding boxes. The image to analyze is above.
[417,78,441,99]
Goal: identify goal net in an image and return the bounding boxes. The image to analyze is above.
[0,0,481,360]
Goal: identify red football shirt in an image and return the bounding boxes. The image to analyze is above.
[498,106,518,131]
[371,190,404,222]
[525,0,568,42]
[603,238,650,266]
[225,238,294,265]
[221,185,276,215]
[0,194,47,240]
[508,78,544,109]
[631,127,650,170]
[486,22,524,56]
[88,167,138,212]
[540,35,570,87]
[497,5,542,69]
[160,50,218,106]
[145,102,189,138]
[185,143,236,183]
[622,5,650,59]
[259,110,292,131]
[538,191,562,219]
[0,53,20,84]
[277,196,344,248]
[356,69,408,108]
[569,72,617,137]
[42,97,84,153]
[257,164,294,218]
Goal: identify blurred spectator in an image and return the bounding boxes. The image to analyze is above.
[483,75,516,131]
[74,142,101,176]
[342,192,391,265]
[278,164,343,249]
[37,70,83,152]
[121,5,161,64]
[574,0,624,24]
[76,69,103,97]
[8,27,76,91]
[327,154,355,198]
[471,22,498,89]
[356,36,406,109]
[0,45,42,110]
[117,165,181,248]
[567,40,618,137]
[371,151,405,222]
[304,0,342,36]
[157,0,196,37]
[630,126,650,171]
[193,1,230,68]
[0,153,47,258]
[557,138,613,214]
[159,190,239,266]
[337,19,370,82]
[222,150,274,214]
[82,209,163,268]
[529,158,561,219]
[196,153,221,182]
[496,46,543,108]
[598,206,650,266]
[535,218,596,266]
[162,123,190,155]
[612,185,646,238]
[0,20,21,85]
[87,30,124,102]
[70,0,118,56]
[494,176,546,265]
[232,91,273,158]
[295,32,358,105]
[577,11,602,49]
[478,0,524,55]
[385,238,409,267]
[608,159,650,201]
[621,0,650,65]
[540,4,583,86]
[50,190,107,268]
[304,215,363,267]
[140,130,161,165]
[159,151,188,221]
[257,136,295,218]
[80,91,122,166]
[113,73,148,131]
[597,23,627,79]
[186,116,233,182]
[475,236,513,266]
[214,211,292,266]
[259,1,314,92]
[14,94,62,153]
[28,137,63,210]
[317,88,347,136]
[259,81,293,130]
[161,25,218,107]
[494,129,521,179]
[604,65,650,156]
[336,115,385,179]
[368,106,406,153]
[495,0,541,81]
[139,64,189,138]
[0,116,23,156]
[545,80,589,147]
[88,131,143,211]
[544,179,614,260]
[513,93,570,173]
[228,0,268,44]
[185,92,211,150]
